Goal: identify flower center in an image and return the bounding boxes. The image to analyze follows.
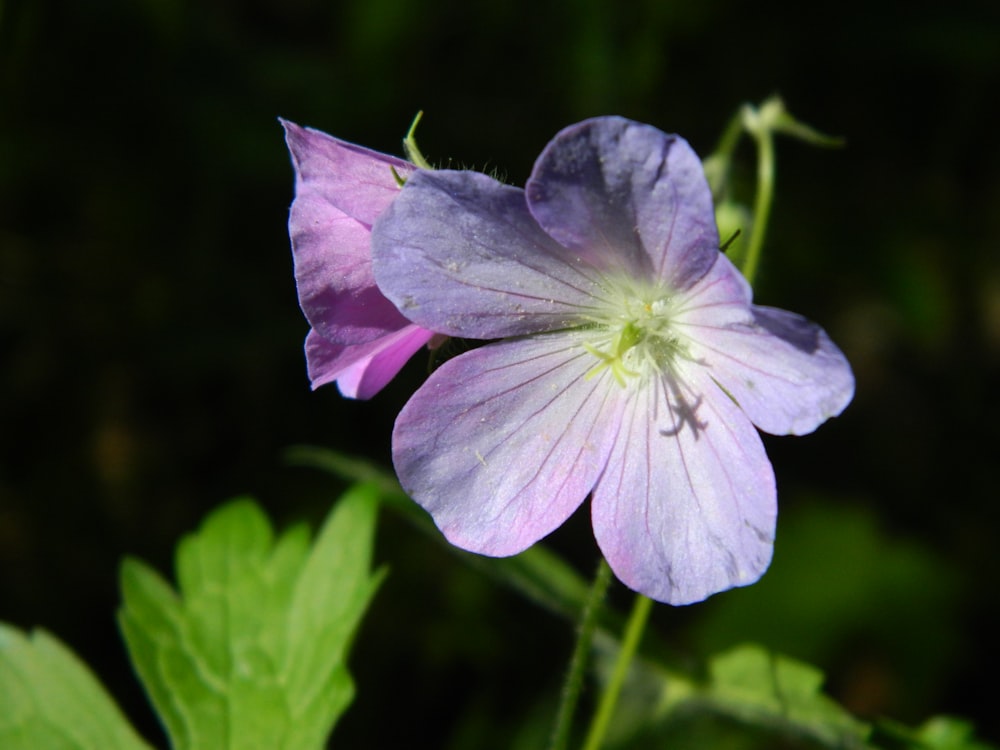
[583,279,688,386]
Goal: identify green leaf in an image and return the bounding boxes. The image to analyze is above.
[118,487,384,750]
[706,644,871,748]
[0,624,153,750]
[872,715,998,750]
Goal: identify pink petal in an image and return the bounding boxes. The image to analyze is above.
[282,119,414,224]
[283,119,416,345]
[305,325,435,400]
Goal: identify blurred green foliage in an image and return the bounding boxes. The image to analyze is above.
[2,0,999,747]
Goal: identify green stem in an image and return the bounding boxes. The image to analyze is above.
[714,108,745,161]
[741,110,776,287]
[581,593,654,750]
[547,558,613,750]
[703,110,744,201]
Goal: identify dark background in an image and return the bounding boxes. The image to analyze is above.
[2,0,999,747]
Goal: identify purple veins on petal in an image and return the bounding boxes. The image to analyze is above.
[525,117,720,290]
[391,333,624,556]
[689,305,855,436]
[372,169,613,340]
[591,364,776,605]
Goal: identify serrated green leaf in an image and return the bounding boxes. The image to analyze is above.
[707,644,871,748]
[281,484,386,750]
[118,489,383,750]
[175,499,278,603]
[0,624,153,750]
[117,559,193,748]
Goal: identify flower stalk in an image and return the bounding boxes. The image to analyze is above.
[581,592,654,750]
[547,558,613,750]
[740,101,777,286]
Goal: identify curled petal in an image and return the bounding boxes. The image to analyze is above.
[305,325,434,400]
[392,334,624,555]
[372,170,610,339]
[691,305,855,436]
[592,365,776,605]
[526,117,719,289]
[283,119,415,345]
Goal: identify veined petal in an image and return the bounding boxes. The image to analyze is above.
[592,365,776,605]
[392,334,624,555]
[372,170,611,339]
[305,325,434,400]
[526,117,719,290]
[284,119,415,344]
[692,305,855,436]
[673,251,753,323]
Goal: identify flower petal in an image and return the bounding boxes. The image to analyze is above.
[372,170,610,339]
[282,119,414,224]
[283,119,415,345]
[690,305,855,436]
[592,365,776,605]
[392,334,624,555]
[525,117,719,290]
[673,250,753,322]
[305,325,434,400]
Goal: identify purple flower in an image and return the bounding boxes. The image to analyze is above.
[282,120,435,399]
[371,117,854,604]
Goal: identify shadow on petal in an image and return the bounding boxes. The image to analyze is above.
[752,306,822,354]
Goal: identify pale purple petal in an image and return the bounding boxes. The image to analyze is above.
[392,334,625,555]
[690,305,855,436]
[305,325,434,400]
[672,251,753,323]
[372,170,612,339]
[525,117,719,290]
[283,119,415,345]
[667,252,852,435]
[592,364,776,605]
